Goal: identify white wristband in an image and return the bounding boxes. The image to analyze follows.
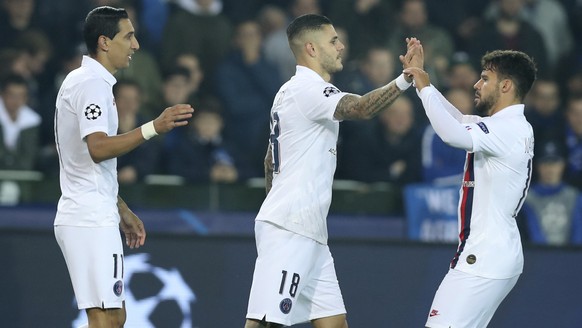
[395,73,412,91]
[141,121,158,140]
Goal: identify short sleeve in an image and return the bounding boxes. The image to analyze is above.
[74,79,113,139]
[298,82,347,122]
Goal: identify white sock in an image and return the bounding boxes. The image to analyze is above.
[77,324,88,328]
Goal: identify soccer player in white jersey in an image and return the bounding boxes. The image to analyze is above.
[53,6,193,328]
[244,14,423,328]
[404,50,537,328]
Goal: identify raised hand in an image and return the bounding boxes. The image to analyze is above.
[153,104,194,134]
[400,37,424,70]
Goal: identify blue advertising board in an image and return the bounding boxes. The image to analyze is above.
[404,183,459,242]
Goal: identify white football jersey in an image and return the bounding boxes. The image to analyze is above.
[54,56,120,227]
[256,66,348,245]
[452,105,533,279]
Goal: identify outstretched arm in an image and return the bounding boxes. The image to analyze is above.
[86,104,194,163]
[334,38,423,121]
[404,67,473,150]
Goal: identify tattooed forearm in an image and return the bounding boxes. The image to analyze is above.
[334,81,403,121]
[264,143,274,194]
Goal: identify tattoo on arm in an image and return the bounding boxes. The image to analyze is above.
[334,81,403,121]
[264,143,274,195]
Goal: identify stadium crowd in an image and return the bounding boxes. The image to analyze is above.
[0,0,581,245]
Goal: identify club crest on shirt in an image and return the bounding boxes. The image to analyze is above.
[323,86,340,97]
[476,122,490,134]
[84,104,102,120]
[113,280,123,296]
[279,298,292,314]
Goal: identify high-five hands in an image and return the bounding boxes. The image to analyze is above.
[398,37,429,89]
[400,37,424,70]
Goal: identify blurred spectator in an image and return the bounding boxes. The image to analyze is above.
[444,52,479,94]
[161,0,232,76]
[424,0,489,52]
[0,0,38,49]
[334,46,397,152]
[334,46,395,96]
[561,0,582,44]
[164,96,239,183]
[114,0,163,112]
[137,0,169,53]
[486,0,573,74]
[329,0,395,61]
[386,0,455,87]
[339,96,423,185]
[564,96,582,190]
[35,0,88,60]
[256,4,287,38]
[469,0,549,77]
[12,30,53,109]
[421,88,473,185]
[214,19,281,178]
[0,74,40,170]
[145,66,192,117]
[221,0,263,23]
[525,79,566,142]
[0,48,31,80]
[114,79,161,184]
[175,52,206,102]
[521,140,582,245]
[263,0,321,80]
[35,45,83,177]
[565,70,582,99]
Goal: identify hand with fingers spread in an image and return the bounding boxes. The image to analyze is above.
[153,103,194,134]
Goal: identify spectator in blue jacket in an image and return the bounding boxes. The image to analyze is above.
[213,19,281,178]
[521,140,582,245]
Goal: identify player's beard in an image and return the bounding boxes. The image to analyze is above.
[322,53,343,75]
[475,86,500,116]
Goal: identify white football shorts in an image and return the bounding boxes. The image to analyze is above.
[55,225,125,310]
[425,268,519,328]
[246,221,346,326]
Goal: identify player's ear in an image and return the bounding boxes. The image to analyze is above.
[500,79,513,94]
[305,42,316,58]
[99,36,109,52]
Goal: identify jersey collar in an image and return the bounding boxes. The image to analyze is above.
[492,104,525,117]
[295,65,326,83]
[81,55,117,86]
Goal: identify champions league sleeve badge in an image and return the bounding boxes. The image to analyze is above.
[323,86,340,97]
[84,104,102,120]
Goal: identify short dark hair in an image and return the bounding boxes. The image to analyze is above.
[84,6,129,55]
[480,50,537,101]
[1,74,28,92]
[286,14,333,43]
